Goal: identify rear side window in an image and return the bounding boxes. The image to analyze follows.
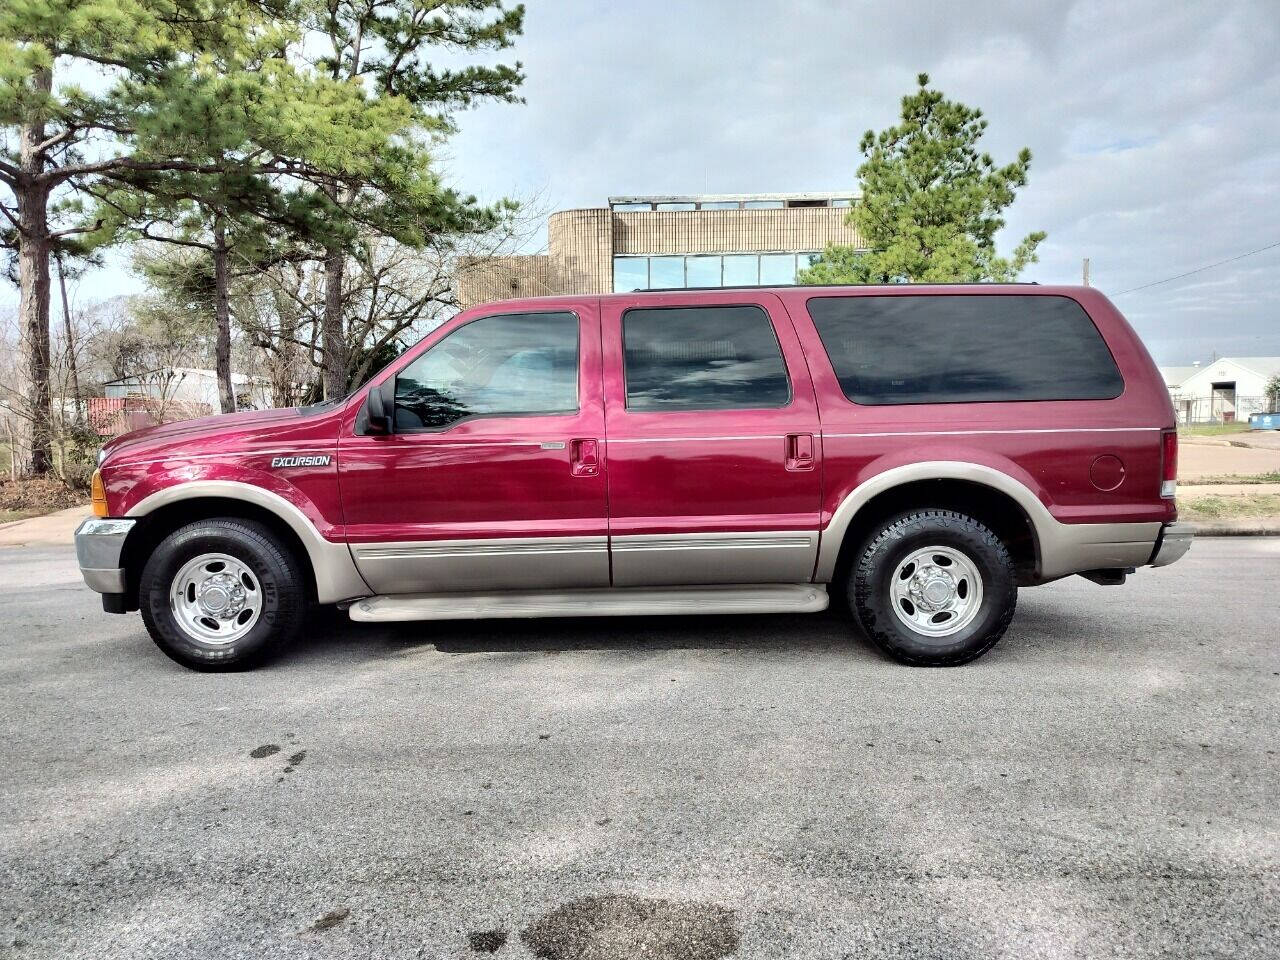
[622,305,790,411]
[807,294,1124,405]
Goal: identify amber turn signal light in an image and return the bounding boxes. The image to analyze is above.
[91,470,109,517]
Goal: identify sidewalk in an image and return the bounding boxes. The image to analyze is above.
[0,506,90,548]
[1179,441,1280,480]
[1178,482,1280,499]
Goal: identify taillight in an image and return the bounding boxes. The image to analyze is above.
[1160,429,1178,498]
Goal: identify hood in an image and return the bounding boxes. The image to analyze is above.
[102,407,319,463]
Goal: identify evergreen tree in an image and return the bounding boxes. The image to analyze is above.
[800,74,1046,286]
[306,0,526,397]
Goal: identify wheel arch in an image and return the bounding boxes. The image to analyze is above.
[818,462,1053,586]
[122,482,369,605]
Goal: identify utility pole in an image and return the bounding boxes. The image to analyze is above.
[1082,258,1091,287]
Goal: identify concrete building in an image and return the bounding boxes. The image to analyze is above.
[457,192,864,308]
[1159,357,1280,424]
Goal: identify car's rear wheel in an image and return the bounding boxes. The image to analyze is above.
[849,509,1017,666]
[139,519,305,671]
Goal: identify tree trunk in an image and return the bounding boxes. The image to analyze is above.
[16,65,53,477]
[212,217,236,414]
[322,241,347,399]
[56,253,83,420]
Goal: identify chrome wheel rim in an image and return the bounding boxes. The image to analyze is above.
[170,553,263,645]
[889,545,984,639]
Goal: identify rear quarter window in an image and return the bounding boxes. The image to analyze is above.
[806,294,1124,405]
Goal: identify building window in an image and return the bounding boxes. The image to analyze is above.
[685,256,721,287]
[743,200,784,209]
[611,202,652,212]
[648,256,684,289]
[760,254,796,285]
[699,201,739,210]
[614,253,821,291]
[831,198,853,207]
[613,257,649,292]
[655,202,696,211]
[722,255,758,286]
[622,306,790,411]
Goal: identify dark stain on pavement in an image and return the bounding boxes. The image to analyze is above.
[521,894,738,960]
[250,744,280,759]
[469,929,508,953]
[284,749,306,772]
[304,907,350,933]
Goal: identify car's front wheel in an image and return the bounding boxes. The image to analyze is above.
[139,518,306,671]
[849,509,1017,666]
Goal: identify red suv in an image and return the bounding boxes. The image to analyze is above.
[76,284,1190,670]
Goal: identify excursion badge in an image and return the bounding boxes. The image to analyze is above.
[270,454,332,468]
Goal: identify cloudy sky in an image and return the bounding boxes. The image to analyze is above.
[10,0,1279,364]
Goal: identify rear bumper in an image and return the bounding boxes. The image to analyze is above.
[1149,522,1193,567]
[74,517,136,594]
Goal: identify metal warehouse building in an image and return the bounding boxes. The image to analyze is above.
[456,192,865,308]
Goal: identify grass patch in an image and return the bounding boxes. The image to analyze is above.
[1178,422,1252,436]
[0,507,50,525]
[1179,494,1280,521]
[1180,471,1280,486]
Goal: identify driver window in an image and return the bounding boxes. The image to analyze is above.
[393,312,579,431]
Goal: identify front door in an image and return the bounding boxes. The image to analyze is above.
[338,301,609,594]
[600,291,823,586]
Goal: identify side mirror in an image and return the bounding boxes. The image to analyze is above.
[364,383,392,435]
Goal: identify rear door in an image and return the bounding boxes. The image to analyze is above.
[600,291,822,586]
[338,301,609,594]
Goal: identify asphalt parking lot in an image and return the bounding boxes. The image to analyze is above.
[2,539,1277,959]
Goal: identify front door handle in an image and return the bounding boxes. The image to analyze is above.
[785,433,815,472]
[571,438,600,477]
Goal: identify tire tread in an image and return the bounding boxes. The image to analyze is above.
[851,509,1017,667]
[139,518,305,671]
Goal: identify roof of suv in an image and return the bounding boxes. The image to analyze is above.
[471,284,1105,314]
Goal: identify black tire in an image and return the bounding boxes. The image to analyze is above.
[849,509,1016,666]
[139,518,306,671]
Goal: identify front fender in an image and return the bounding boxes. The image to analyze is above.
[115,469,367,604]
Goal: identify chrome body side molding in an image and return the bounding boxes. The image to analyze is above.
[126,481,370,604]
[350,536,609,594]
[348,583,829,622]
[815,461,1164,584]
[610,531,818,586]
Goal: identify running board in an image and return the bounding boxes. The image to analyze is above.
[348,583,828,623]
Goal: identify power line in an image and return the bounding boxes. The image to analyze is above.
[1113,239,1280,296]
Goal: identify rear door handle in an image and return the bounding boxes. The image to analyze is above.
[571,438,600,477]
[785,433,815,472]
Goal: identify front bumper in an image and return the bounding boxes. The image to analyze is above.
[74,517,137,593]
[1150,522,1193,567]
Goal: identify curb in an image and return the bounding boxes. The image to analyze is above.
[1184,520,1280,537]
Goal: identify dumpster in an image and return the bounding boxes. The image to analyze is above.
[1248,412,1280,430]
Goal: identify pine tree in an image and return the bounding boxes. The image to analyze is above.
[800,74,1046,286]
